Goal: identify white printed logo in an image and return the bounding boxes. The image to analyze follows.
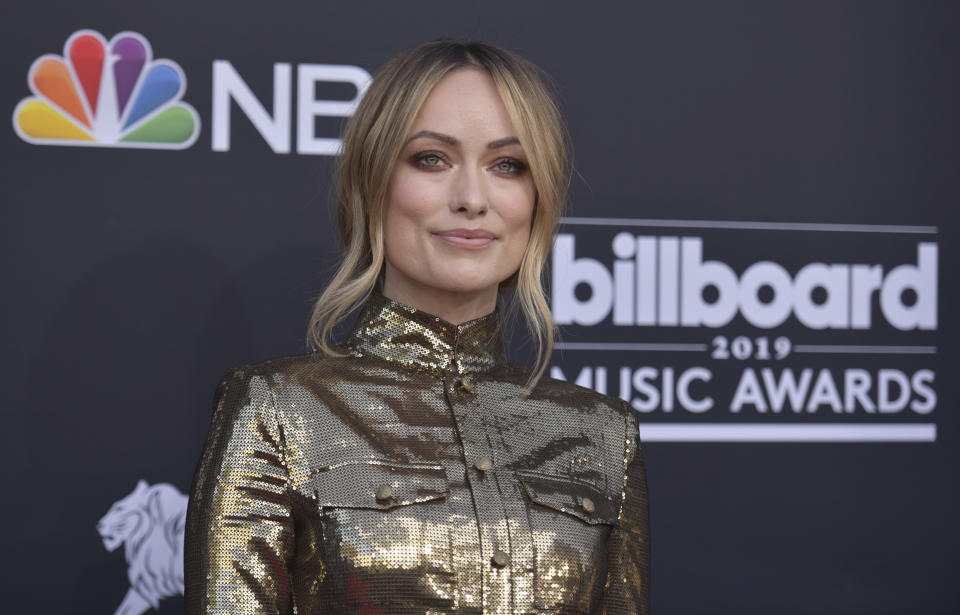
[553,233,937,330]
[97,480,187,615]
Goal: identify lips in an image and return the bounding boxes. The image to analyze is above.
[433,228,496,248]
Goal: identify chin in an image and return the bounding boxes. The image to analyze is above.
[431,272,501,296]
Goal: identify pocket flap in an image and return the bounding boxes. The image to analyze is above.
[515,470,620,526]
[310,460,448,511]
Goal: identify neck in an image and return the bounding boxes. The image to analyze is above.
[381,276,498,324]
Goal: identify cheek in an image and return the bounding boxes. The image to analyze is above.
[383,173,433,247]
[505,182,536,236]
[505,224,533,265]
[390,169,438,210]
[500,190,536,264]
[386,177,424,224]
[382,209,419,273]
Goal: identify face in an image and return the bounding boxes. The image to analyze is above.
[381,68,536,321]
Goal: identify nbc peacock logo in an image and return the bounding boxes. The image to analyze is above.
[12,30,200,149]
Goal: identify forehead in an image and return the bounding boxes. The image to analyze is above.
[409,68,517,138]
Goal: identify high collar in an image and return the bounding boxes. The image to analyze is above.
[344,292,507,375]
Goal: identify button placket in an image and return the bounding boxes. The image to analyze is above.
[443,372,513,612]
[475,383,536,611]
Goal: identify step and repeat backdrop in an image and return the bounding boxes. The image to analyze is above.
[3,1,957,613]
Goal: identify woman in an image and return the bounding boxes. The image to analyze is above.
[185,39,650,615]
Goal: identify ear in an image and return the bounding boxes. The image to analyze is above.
[147,489,164,521]
[134,479,148,493]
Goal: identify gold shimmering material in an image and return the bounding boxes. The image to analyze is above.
[185,291,650,614]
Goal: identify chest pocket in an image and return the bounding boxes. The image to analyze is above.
[516,470,621,611]
[311,460,449,510]
[308,460,455,606]
[516,470,621,526]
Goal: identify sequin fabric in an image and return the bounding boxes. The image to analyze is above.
[185,292,650,614]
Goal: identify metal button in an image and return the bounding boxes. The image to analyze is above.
[474,456,493,472]
[457,377,473,393]
[375,484,393,502]
[491,550,510,568]
[581,497,596,514]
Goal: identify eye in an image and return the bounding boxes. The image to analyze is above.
[493,158,527,175]
[413,151,447,170]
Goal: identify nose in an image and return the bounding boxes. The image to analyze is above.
[450,165,488,217]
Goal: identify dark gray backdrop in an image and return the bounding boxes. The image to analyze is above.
[3,1,957,613]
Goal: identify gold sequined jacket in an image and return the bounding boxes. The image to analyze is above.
[185,292,650,614]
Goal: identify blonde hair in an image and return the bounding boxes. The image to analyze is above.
[307,39,571,389]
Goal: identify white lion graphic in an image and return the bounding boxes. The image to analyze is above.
[97,480,188,615]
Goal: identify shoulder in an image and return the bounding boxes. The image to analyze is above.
[209,352,357,427]
[493,361,623,408]
[524,373,633,426]
[520,373,642,452]
[217,350,359,392]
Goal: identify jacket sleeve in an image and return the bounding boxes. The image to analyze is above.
[601,405,651,614]
[184,366,295,614]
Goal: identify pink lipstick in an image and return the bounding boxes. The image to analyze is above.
[433,228,496,249]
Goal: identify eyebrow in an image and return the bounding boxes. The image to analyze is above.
[405,130,521,150]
